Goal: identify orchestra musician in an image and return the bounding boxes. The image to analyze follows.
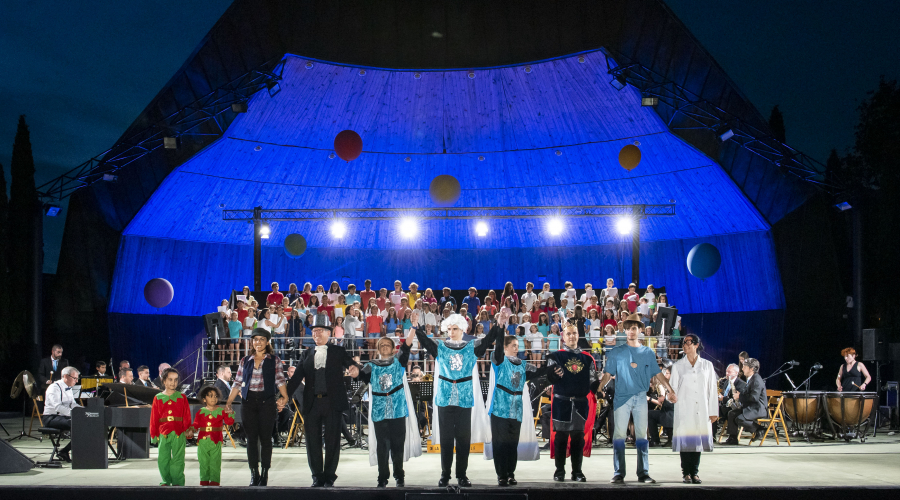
[836,348,871,392]
[647,362,674,447]
[715,364,744,436]
[723,358,766,445]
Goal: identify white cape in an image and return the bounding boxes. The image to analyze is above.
[367,373,423,466]
[430,361,490,447]
[482,362,540,461]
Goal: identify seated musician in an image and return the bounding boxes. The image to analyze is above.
[723,358,766,444]
[134,365,157,387]
[836,348,871,392]
[119,368,134,385]
[43,366,83,463]
[94,361,109,377]
[647,363,674,447]
[715,364,744,435]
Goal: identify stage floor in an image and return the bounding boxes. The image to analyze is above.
[2,417,899,489]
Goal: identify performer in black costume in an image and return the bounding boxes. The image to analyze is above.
[547,322,600,482]
[283,314,362,487]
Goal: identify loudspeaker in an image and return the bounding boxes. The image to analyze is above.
[203,312,223,340]
[862,329,888,361]
[0,439,34,474]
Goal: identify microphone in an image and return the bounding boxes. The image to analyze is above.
[811,363,822,371]
[787,360,799,366]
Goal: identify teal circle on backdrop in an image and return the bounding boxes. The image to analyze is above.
[284,233,308,258]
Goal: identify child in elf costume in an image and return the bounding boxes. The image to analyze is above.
[150,367,194,486]
[192,386,235,486]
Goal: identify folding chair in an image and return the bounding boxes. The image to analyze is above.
[284,400,305,449]
[756,390,790,446]
[29,396,45,437]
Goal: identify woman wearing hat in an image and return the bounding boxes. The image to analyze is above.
[667,333,717,483]
[225,327,291,486]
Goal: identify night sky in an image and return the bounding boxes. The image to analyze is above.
[1,0,897,273]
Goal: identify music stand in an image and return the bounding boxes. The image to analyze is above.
[346,380,368,450]
[409,382,433,437]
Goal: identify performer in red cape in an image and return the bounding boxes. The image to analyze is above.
[547,321,600,482]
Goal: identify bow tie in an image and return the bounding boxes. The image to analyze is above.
[64,387,71,391]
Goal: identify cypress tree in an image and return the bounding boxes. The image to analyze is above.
[8,115,38,357]
[0,161,8,362]
[769,105,786,143]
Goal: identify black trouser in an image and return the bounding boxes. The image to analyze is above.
[553,429,584,474]
[647,410,671,443]
[373,417,406,482]
[490,415,521,479]
[680,451,701,475]
[242,392,277,468]
[43,415,72,454]
[727,409,759,436]
[438,405,471,479]
[304,396,343,483]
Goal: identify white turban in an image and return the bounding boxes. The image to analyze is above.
[440,313,468,333]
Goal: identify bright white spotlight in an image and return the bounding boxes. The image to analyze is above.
[616,217,633,235]
[475,221,488,237]
[330,220,347,238]
[399,217,418,238]
[547,218,564,236]
[259,222,271,239]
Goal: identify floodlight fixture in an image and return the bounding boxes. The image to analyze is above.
[44,204,61,217]
[610,75,627,91]
[835,201,852,211]
[475,221,488,237]
[399,217,418,238]
[616,217,634,235]
[718,127,735,142]
[231,102,248,113]
[259,221,271,239]
[331,220,348,238]
[641,96,659,107]
[164,136,179,149]
[547,218,564,236]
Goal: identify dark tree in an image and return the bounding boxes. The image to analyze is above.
[845,78,900,331]
[0,162,8,363]
[768,105,786,143]
[7,116,39,358]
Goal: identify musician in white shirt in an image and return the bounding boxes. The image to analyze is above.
[43,366,82,462]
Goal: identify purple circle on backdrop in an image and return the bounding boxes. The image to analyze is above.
[144,278,174,308]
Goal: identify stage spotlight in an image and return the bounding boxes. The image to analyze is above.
[641,96,659,107]
[547,218,564,236]
[475,221,488,237]
[164,137,179,149]
[102,173,118,182]
[718,127,735,142]
[616,217,634,235]
[399,217,418,238]
[835,201,852,211]
[231,102,248,113]
[610,75,627,91]
[331,220,347,238]
[44,204,61,217]
[259,222,271,239]
[267,81,281,97]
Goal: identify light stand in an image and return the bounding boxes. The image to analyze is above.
[873,361,884,437]
[6,397,41,442]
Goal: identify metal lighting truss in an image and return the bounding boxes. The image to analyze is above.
[222,204,676,222]
[37,58,285,201]
[603,50,844,193]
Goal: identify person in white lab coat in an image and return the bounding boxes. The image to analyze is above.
[668,333,718,484]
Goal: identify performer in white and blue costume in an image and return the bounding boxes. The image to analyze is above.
[415,313,493,487]
[483,310,547,487]
[357,331,421,488]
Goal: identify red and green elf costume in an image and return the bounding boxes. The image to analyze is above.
[192,407,235,486]
[150,391,192,486]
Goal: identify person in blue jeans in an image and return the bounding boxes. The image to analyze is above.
[598,313,676,484]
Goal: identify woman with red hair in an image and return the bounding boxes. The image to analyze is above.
[836,347,871,392]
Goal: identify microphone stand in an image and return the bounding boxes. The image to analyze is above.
[797,366,820,443]
[763,362,794,381]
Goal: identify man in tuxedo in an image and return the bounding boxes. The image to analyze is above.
[38,345,69,390]
[724,358,767,444]
[283,314,361,487]
[118,367,134,385]
[94,361,109,377]
[214,365,236,400]
[134,365,157,387]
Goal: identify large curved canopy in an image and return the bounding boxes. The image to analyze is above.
[125,52,767,249]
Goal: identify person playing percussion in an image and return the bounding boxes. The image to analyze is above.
[836,347,871,392]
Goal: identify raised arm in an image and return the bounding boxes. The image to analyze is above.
[397,342,411,367]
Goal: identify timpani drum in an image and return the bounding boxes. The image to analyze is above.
[782,391,822,425]
[823,391,876,442]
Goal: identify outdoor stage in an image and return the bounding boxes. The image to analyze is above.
[2,417,898,500]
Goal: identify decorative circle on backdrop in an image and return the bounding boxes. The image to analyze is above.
[144,278,174,308]
[619,144,642,171]
[284,233,308,258]
[429,175,461,206]
[334,130,363,161]
[687,243,722,279]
